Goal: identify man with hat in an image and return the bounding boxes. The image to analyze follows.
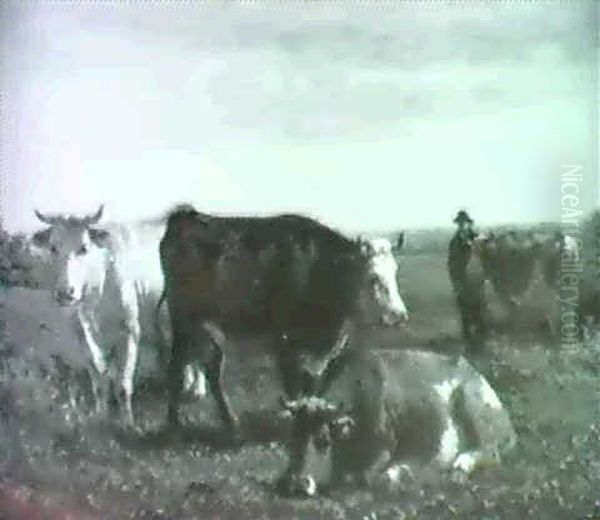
[447,210,488,353]
[453,210,476,239]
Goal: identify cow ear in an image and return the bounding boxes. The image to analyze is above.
[89,228,111,248]
[358,238,372,257]
[32,228,51,248]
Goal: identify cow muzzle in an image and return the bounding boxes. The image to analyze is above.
[279,474,318,498]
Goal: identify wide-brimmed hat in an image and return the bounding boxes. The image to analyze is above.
[453,210,474,225]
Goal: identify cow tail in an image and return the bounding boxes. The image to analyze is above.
[154,288,169,368]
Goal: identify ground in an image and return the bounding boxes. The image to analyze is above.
[1,241,600,519]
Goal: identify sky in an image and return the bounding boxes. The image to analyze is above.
[0,1,598,234]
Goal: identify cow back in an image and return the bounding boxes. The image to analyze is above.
[159,210,363,336]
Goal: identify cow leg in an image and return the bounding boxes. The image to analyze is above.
[452,372,516,475]
[357,448,392,488]
[167,326,187,428]
[87,365,110,418]
[114,284,141,429]
[205,336,240,442]
[87,368,101,414]
[328,436,362,489]
[278,413,311,494]
[74,367,95,413]
[277,349,301,399]
[117,321,140,429]
[167,318,215,427]
[56,365,92,422]
[75,312,109,419]
[52,356,80,414]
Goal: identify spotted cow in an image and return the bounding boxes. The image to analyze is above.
[281,345,516,496]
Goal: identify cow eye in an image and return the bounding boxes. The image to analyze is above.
[50,245,59,255]
[77,245,88,256]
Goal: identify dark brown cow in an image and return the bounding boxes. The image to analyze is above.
[158,205,407,441]
[478,231,544,313]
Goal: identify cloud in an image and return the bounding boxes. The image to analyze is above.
[3,1,592,143]
[1,1,596,232]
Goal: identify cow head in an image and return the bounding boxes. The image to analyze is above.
[279,395,355,497]
[470,232,498,269]
[357,236,408,326]
[32,206,111,306]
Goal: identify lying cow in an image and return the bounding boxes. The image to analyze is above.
[30,206,202,427]
[158,205,408,441]
[280,346,516,496]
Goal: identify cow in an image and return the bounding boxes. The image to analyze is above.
[158,205,408,442]
[478,229,592,341]
[479,231,545,317]
[30,206,205,428]
[578,212,600,333]
[279,345,517,496]
[539,219,600,341]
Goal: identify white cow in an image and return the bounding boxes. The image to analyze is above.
[31,206,204,427]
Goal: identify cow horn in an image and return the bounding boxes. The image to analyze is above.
[332,332,350,357]
[83,205,104,226]
[34,210,61,225]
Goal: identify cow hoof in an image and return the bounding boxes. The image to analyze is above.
[277,474,317,497]
[452,451,477,475]
[122,421,142,435]
[376,464,414,491]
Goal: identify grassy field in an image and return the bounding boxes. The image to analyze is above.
[1,236,600,519]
